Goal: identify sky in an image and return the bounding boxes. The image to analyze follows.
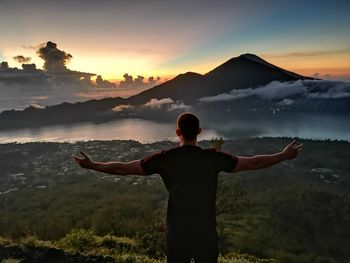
[1,0,350,81]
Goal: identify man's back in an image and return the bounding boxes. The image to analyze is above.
[141,145,238,233]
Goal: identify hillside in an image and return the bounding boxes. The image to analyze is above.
[1,138,349,262]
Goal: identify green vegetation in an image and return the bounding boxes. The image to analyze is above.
[0,229,274,262]
[0,138,349,262]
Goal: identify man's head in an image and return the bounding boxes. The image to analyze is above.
[176,112,202,142]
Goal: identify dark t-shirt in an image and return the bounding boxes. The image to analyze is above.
[141,145,238,236]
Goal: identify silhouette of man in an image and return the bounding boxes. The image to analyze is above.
[73,112,303,263]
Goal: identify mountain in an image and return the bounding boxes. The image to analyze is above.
[128,53,313,104]
[0,54,322,129]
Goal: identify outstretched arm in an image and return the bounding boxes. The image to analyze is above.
[232,140,303,172]
[73,151,145,176]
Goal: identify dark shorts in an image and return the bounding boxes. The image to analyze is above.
[166,229,219,263]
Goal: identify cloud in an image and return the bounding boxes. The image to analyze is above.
[0,60,92,112]
[119,73,161,89]
[0,61,9,70]
[143,98,174,109]
[22,63,37,71]
[0,41,163,112]
[199,80,350,103]
[254,81,307,99]
[147,76,161,86]
[112,104,134,112]
[32,96,49,100]
[22,44,42,51]
[96,75,116,88]
[28,103,45,109]
[261,48,350,58]
[37,41,72,72]
[114,47,165,55]
[277,98,294,106]
[142,98,190,111]
[13,55,31,63]
[199,93,239,102]
[168,102,191,111]
[304,80,350,99]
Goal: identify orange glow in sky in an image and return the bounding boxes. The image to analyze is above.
[1,1,349,81]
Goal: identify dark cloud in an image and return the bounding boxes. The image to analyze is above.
[96,75,116,88]
[22,63,37,71]
[119,73,160,89]
[0,60,46,85]
[13,55,31,64]
[119,73,134,88]
[134,75,145,86]
[37,41,72,72]
[0,61,9,70]
[148,76,161,86]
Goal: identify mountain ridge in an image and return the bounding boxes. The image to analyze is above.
[0,53,319,129]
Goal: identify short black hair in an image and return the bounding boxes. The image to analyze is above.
[177,112,200,141]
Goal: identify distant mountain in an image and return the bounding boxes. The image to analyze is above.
[128,53,313,104]
[0,53,327,130]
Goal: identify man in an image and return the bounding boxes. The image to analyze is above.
[73,112,303,263]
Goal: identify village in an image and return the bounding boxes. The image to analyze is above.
[0,138,348,196]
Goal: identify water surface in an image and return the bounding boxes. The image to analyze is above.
[0,114,349,143]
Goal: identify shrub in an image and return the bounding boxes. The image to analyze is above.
[0,236,12,246]
[58,228,96,253]
[136,231,166,259]
[20,235,55,248]
[114,253,164,263]
[97,235,136,252]
[1,259,22,263]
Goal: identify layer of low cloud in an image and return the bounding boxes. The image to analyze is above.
[199,80,350,103]
[167,102,191,111]
[112,104,134,112]
[0,41,162,112]
[143,98,174,109]
[277,98,294,106]
[28,103,45,109]
[143,98,191,112]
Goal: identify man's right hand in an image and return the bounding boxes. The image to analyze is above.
[73,150,95,169]
[282,140,303,160]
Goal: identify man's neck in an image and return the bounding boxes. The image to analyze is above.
[180,140,197,146]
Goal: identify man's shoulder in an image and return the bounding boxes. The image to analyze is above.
[144,146,183,159]
[204,148,237,160]
[149,145,227,158]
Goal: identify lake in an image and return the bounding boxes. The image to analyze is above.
[0,113,349,143]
